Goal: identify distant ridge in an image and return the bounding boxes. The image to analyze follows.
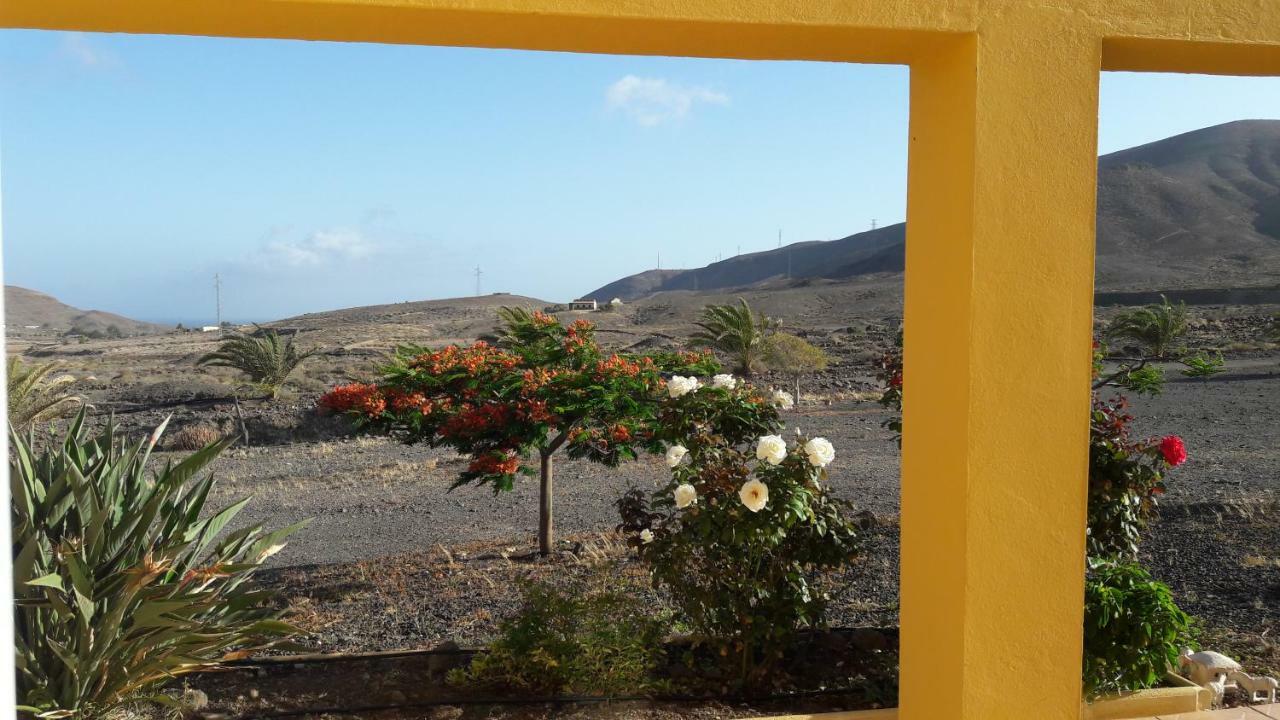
[4,286,166,336]
[585,119,1280,301]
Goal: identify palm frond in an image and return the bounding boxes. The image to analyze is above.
[197,328,317,398]
[7,356,82,429]
[1104,295,1188,358]
[687,298,777,375]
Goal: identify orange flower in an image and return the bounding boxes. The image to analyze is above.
[319,383,386,417]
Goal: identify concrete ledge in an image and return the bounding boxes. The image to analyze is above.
[1082,672,1210,720]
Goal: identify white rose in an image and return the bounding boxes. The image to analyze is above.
[755,434,788,465]
[639,529,654,544]
[772,389,795,410]
[804,437,835,468]
[674,483,698,509]
[711,374,737,390]
[667,375,701,398]
[665,444,688,468]
[738,479,769,513]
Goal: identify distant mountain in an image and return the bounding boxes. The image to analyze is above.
[586,120,1280,301]
[4,286,166,336]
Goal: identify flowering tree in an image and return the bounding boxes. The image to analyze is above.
[618,379,860,683]
[319,309,717,555]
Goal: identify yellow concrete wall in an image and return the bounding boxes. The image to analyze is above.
[3,2,1278,719]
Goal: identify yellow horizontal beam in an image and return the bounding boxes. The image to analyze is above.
[0,0,975,65]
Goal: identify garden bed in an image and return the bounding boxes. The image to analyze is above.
[174,627,898,720]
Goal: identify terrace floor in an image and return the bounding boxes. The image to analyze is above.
[1143,706,1280,719]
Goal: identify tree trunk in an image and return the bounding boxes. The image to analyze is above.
[539,450,554,556]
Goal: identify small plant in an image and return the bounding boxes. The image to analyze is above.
[1083,560,1197,696]
[198,327,317,398]
[875,333,903,446]
[1087,396,1186,559]
[689,298,778,376]
[7,357,82,430]
[1105,296,1188,359]
[164,421,226,451]
[12,411,308,717]
[763,332,829,404]
[1179,350,1225,380]
[619,382,859,685]
[449,579,668,696]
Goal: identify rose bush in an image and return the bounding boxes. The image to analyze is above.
[618,377,860,684]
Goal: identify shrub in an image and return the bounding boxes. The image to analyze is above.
[319,310,718,554]
[689,299,778,376]
[7,356,82,429]
[762,332,829,403]
[197,328,317,398]
[1105,296,1188,359]
[1083,560,1196,696]
[1088,395,1185,559]
[619,383,859,684]
[449,580,668,696]
[11,412,308,717]
[164,421,226,451]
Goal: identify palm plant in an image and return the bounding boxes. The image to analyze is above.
[1104,295,1188,359]
[197,328,317,398]
[12,411,307,717]
[689,299,778,376]
[7,356,82,429]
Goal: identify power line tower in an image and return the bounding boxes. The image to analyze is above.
[214,273,223,333]
[777,228,782,248]
[657,250,661,270]
[871,218,878,230]
[474,266,483,296]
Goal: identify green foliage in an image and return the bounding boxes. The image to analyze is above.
[1083,560,1196,696]
[449,579,668,696]
[1087,396,1182,559]
[197,328,317,398]
[1179,350,1225,379]
[7,357,82,430]
[11,411,307,717]
[763,333,829,401]
[319,309,723,552]
[1105,296,1188,359]
[689,299,778,376]
[619,387,858,684]
[875,334,903,447]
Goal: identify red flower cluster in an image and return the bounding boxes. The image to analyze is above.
[441,403,512,439]
[387,388,432,414]
[1159,435,1187,467]
[468,452,520,476]
[411,342,519,375]
[318,383,386,417]
[594,354,642,379]
[611,424,632,442]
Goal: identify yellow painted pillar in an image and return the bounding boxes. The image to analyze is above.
[900,9,1100,720]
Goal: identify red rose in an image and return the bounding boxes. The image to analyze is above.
[1159,435,1187,467]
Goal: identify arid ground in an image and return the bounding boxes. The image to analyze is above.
[8,289,1279,717]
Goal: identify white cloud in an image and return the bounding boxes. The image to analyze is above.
[605,75,729,126]
[259,228,378,268]
[58,32,119,69]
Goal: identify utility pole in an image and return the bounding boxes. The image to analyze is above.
[214,273,223,332]
[474,266,483,297]
[777,228,782,248]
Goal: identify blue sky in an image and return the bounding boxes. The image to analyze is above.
[2,31,1280,324]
